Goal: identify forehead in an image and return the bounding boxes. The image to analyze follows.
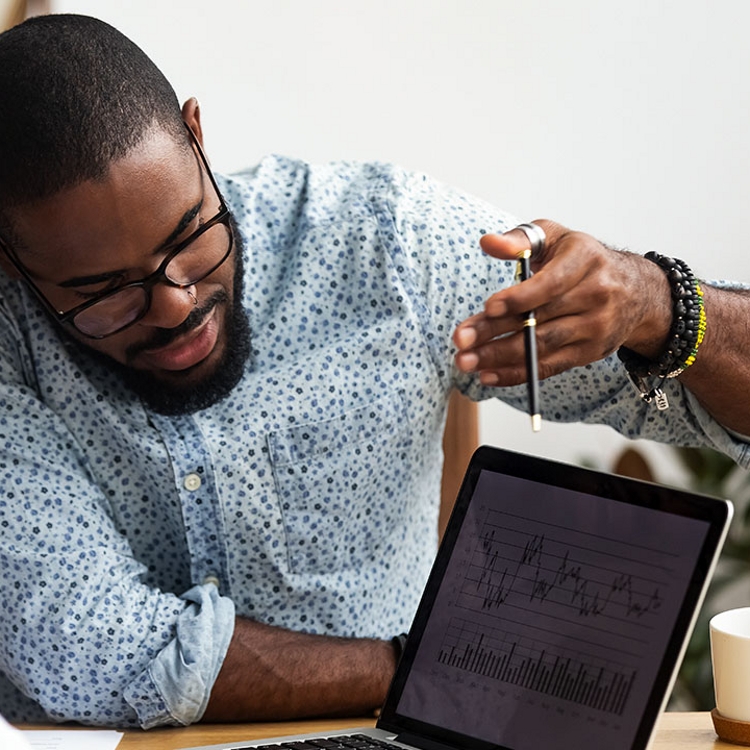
[8,128,198,271]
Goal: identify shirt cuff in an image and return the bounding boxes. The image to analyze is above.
[684,390,750,468]
[123,583,235,729]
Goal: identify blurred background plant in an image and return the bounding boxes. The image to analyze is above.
[607,444,750,710]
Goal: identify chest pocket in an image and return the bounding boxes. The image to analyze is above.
[267,391,410,574]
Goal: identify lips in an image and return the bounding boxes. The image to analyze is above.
[138,308,220,371]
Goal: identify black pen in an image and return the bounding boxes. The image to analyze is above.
[516,250,540,431]
[514,223,545,432]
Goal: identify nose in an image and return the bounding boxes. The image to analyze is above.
[138,281,198,329]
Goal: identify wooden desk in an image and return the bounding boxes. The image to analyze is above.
[18,712,734,749]
[115,717,374,750]
[652,712,733,748]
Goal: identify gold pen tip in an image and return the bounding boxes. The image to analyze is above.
[531,414,541,432]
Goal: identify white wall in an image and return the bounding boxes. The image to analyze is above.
[52,0,750,480]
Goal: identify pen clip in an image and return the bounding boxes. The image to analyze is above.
[516,248,532,283]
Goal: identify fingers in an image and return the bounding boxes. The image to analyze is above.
[478,219,570,264]
[456,312,620,387]
[482,228,612,319]
[477,223,594,320]
[459,314,569,385]
[454,315,518,374]
[454,310,521,350]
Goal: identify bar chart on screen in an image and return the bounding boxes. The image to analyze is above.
[438,617,636,715]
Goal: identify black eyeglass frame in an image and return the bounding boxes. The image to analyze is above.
[0,124,234,340]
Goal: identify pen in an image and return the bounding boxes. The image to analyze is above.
[514,223,546,432]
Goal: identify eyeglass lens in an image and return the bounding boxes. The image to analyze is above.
[73,220,232,337]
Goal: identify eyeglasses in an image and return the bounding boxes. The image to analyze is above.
[0,125,234,339]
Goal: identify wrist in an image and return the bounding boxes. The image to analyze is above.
[391,632,408,664]
[617,252,707,407]
[373,634,408,718]
[619,251,673,356]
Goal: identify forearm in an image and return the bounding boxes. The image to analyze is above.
[202,617,398,722]
[618,257,750,435]
[670,284,750,435]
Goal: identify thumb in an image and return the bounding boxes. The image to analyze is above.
[479,219,569,263]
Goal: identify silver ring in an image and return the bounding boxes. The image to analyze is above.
[515,222,546,256]
[186,289,198,306]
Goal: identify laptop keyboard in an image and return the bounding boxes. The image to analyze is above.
[236,733,403,750]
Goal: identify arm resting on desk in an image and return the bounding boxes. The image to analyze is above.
[202,618,397,722]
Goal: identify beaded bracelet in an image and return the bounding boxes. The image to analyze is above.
[617,252,706,410]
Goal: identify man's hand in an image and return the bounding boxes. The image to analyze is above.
[453,220,672,388]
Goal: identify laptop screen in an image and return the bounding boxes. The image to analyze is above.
[378,447,731,750]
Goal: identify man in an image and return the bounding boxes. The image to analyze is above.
[0,13,748,729]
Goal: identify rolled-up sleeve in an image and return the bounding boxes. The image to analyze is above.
[124,584,234,728]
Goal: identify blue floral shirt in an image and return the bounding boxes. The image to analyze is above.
[0,156,746,728]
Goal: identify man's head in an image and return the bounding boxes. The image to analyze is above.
[0,13,185,212]
[0,14,251,414]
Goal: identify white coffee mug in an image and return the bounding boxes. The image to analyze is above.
[710,607,750,721]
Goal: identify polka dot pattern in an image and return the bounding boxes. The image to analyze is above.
[0,156,745,727]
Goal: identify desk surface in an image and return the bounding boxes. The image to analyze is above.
[18,712,736,749]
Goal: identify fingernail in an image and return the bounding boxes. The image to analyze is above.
[457,352,479,372]
[480,371,499,386]
[454,327,477,348]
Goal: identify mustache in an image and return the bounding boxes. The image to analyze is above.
[125,289,229,362]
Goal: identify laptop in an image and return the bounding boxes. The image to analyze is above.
[184,445,733,750]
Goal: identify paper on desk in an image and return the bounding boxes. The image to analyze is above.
[21,729,123,750]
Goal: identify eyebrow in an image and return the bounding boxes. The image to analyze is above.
[58,199,204,289]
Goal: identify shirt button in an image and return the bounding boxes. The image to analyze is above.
[203,575,221,589]
[183,473,202,491]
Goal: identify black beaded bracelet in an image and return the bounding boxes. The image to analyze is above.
[617,252,706,409]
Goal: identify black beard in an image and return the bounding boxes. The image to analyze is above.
[62,223,252,416]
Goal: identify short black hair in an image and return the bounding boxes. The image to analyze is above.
[0,14,186,216]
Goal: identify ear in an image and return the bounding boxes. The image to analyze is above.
[181,97,205,149]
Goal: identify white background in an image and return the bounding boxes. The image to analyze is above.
[52,0,750,480]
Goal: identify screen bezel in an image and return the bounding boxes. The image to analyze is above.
[376,445,732,750]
